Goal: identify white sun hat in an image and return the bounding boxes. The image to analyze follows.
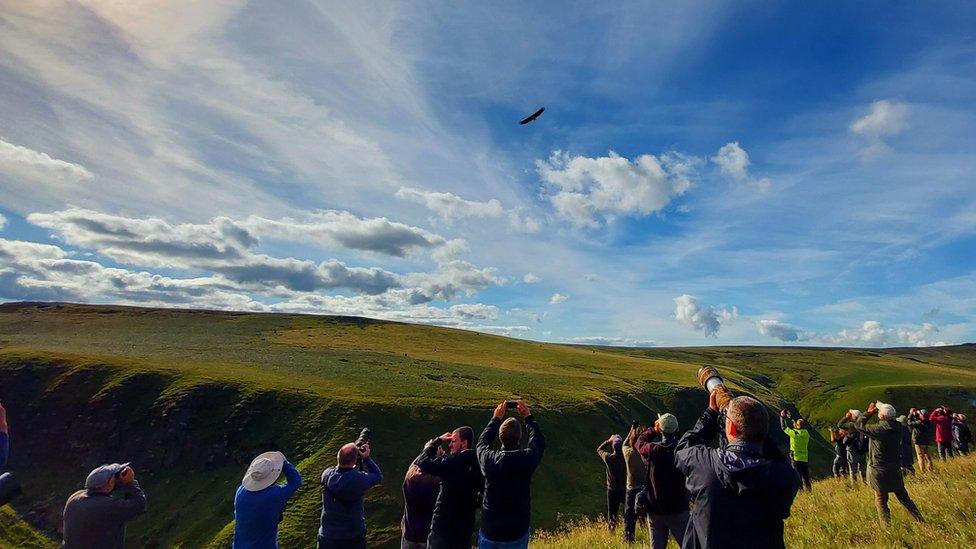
[242,451,285,492]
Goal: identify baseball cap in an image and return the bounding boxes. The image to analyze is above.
[658,413,679,434]
[85,463,129,490]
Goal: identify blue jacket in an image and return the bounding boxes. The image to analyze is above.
[675,408,798,549]
[0,431,8,466]
[233,460,302,549]
[318,458,383,540]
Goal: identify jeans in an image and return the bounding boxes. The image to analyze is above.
[647,511,689,549]
[606,488,625,531]
[792,459,812,492]
[318,536,368,549]
[623,487,642,542]
[937,442,954,461]
[875,488,924,525]
[847,451,867,484]
[478,530,529,549]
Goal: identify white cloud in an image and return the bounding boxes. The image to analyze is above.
[508,308,546,324]
[850,100,910,159]
[822,320,946,347]
[673,294,737,337]
[523,272,541,284]
[538,150,699,228]
[757,319,814,342]
[449,303,498,320]
[565,336,656,347]
[711,142,771,192]
[395,187,505,222]
[507,209,542,233]
[549,292,568,304]
[0,138,93,185]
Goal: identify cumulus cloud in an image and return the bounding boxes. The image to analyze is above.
[673,294,737,337]
[549,292,568,304]
[538,150,699,228]
[757,319,814,342]
[822,320,946,347]
[507,209,542,233]
[711,142,771,192]
[0,138,93,185]
[395,187,504,222]
[523,273,541,284]
[566,336,656,347]
[850,100,910,159]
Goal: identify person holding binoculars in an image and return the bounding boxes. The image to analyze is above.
[62,462,148,548]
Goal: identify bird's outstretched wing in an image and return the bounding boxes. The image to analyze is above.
[519,107,545,125]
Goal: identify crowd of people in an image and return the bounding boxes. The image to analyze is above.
[0,390,972,548]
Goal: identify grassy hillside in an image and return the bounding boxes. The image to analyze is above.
[0,302,974,547]
[534,454,976,548]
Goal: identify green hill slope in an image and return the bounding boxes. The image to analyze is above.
[0,302,974,547]
[534,454,976,548]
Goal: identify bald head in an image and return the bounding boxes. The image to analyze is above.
[338,443,360,467]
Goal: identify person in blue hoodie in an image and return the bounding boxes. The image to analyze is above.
[675,391,799,549]
[318,441,383,548]
[233,451,302,549]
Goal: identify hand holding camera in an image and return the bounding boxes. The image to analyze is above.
[116,466,135,485]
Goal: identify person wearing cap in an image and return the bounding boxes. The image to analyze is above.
[596,433,626,532]
[62,463,147,548]
[951,414,971,456]
[476,400,545,549]
[318,440,383,548]
[839,402,924,526]
[634,412,688,549]
[621,423,647,544]
[906,408,933,473]
[233,451,302,548]
[779,410,812,492]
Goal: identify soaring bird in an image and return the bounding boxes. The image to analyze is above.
[519,107,545,125]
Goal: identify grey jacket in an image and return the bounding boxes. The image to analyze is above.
[62,481,147,548]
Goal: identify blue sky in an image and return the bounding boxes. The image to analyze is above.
[1,1,975,347]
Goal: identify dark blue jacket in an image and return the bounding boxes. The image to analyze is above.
[417,443,483,544]
[675,408,798,549]
[318,458,383,541]
[477,416,545,542]
[0,431,8,466]
[233,460,302,549]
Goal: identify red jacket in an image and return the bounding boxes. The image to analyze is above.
[929,409,953,443]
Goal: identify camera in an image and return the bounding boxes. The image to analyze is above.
[0,472,21,506]
[355,427,371,450]
[631,420,640,430]
[505,400,518,409]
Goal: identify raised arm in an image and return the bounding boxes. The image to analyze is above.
[362,455,383,486]
[524,415,545,465]
[597,439,612,462]
[113,479,148,521]
[675,407,720,473]
[277,459,303,501]
[477,417,502,473]
[418,437,457,477]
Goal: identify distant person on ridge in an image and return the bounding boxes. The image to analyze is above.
[597,433,627,532]
[318,440,383,548]
[62,463,148,549]
[841,412,869,485]
[634,413,689,549]
[929,406,954,460]
[906,408,933,473]
[828,427,848,479]
[894,416,915,476]
[838,402,924,526]
[676,392,799,549]
[416,426,484,548]
[621,422,648,544]
[952,413,971,456]
[779,410,812,492]
[233,451,302,549]
[401,445,442,548]
[476,400,545,549]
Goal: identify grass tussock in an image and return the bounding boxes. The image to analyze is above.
[532,454,976,548]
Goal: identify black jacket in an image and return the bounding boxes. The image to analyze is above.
[952,420,971,447]
[675,408,799,549]
[906,416,932,446]
[634,429,688,514]
[476,416,545,542]
[417,443,483,544]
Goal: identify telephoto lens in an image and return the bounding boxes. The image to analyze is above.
[0,472,22,506]
[697,366,733,410]
[355,427,371,448]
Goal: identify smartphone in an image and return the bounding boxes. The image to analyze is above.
[505,400,518,409]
